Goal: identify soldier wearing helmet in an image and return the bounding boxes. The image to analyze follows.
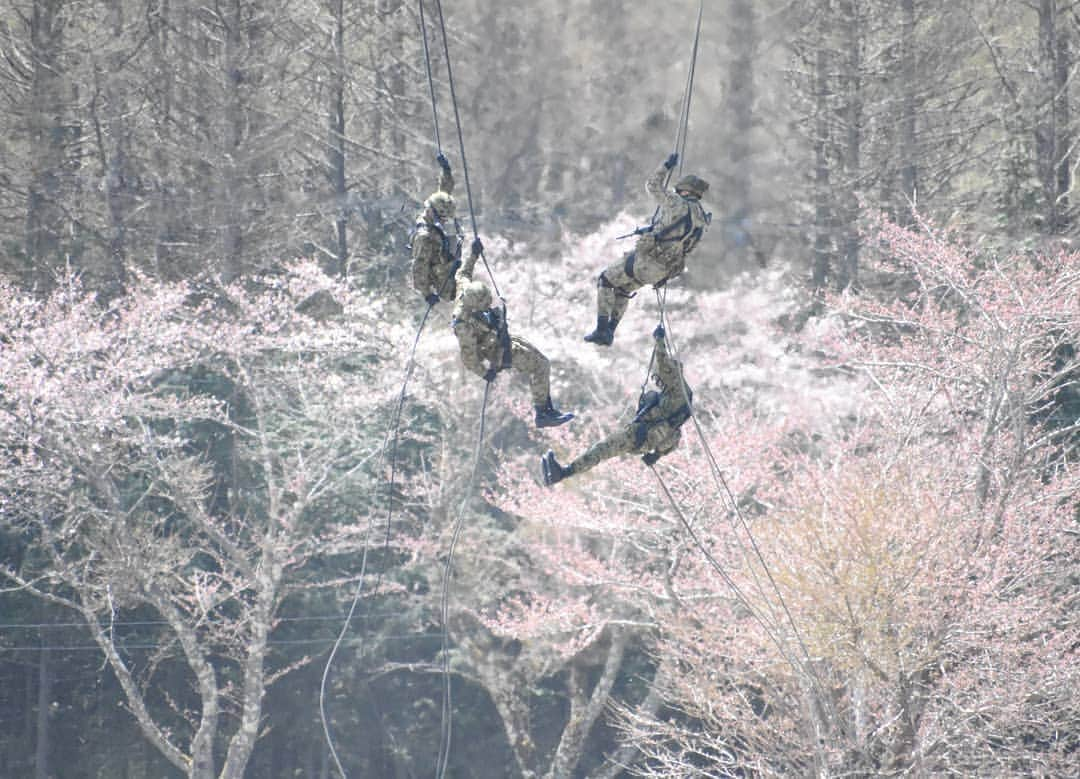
[410,153,463,306]
[542,325,691,485]
[584,154,710,346]
[452,239,574,429]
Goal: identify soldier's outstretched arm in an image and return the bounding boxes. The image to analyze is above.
[646,153,678,200]
[454,240,480,290]
[653,331,691,407]
[436,152,454,194]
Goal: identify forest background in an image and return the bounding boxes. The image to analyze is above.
[1,0,1078,777]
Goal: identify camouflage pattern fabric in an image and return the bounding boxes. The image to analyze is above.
[452,245,553,406]
[411,165,460,300]
[596,161,709,321]
[566,336,690,476]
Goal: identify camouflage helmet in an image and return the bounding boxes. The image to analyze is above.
[674,174,709,198]
[425,191,455,220]
[460,281,491,311]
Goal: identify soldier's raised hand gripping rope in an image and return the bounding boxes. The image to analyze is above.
[410,153,464,306]
[584,0,710,347]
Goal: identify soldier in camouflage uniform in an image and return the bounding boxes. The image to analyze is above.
[542,325,691,484]
[453,238,574,428]
[411,152,463,306]
[584,154,710,346]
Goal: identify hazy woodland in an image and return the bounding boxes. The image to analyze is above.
[1,1,1078,777]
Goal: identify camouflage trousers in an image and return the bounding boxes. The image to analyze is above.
[567,420,678,476]
[506,335,551,406]
[597,238,685,322]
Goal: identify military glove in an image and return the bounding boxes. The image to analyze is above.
[663,153,679,170]
[642,451,661,466]
[471,237,484,257]
[436,151,450,171]
[653,324,665,340]
[424,292,440,306]
[483,368,498,383]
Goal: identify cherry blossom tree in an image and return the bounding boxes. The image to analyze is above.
[445,214,1080,776]
[0,263,395,779]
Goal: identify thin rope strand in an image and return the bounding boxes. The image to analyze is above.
[319,302,437,779]
[417,0,442,152]
[435,382,491,779]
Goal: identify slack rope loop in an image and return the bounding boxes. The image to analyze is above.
[319,300,439,779]
[435,381,492,779]
[418,0,442,152]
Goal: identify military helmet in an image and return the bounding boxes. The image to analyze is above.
[675,175,709,198]
[461,281,491,311]
[425,191,455,220]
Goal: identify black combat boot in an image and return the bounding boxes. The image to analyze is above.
[541,450,573,486]
[535,398,574,428]
[583,315,613,345]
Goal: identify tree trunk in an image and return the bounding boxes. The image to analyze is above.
[898,0,918,225]
[811,1,833,291]
[546,629,628,779]
[329,0,349,275]
[24,0,68,286]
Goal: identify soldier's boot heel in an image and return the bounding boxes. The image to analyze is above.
[584,315,613,346]
[535,400,574,428]
[541,450,571,486]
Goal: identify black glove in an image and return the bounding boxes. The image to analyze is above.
[642,451,661,466]
[436,151,450,171]
[653,324,665,340]
[482,368,498,383]
[424,292,440,306]
[471,237,484,257]
[664,153,679,170]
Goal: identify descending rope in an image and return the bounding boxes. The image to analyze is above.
[665,0,705,188]
[648,465,796,667]
[655,310,845,739]
[319,302,439,779]
[429,0,502,301]
[319,3,467,766]
[436,382,492,779]
[418,0,442,153]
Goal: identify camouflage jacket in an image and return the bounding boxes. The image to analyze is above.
[410,166,460,295]
[639,162,710,268]
[452,249,509,377]
[632,337,693,456]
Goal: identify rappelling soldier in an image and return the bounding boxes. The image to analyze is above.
[542,325,690,484]
[584,154,710,346]
[411,152,463,306]
[453,238,574,428]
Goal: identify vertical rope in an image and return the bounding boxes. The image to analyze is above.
[429,0,503,301]
[418,0,442,152]
[319,301,440,779]
[436,382,491,779]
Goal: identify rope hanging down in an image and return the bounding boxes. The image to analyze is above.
[418,0,442,152]
[435,382,492,779]
[649,312,845,738]
[319,303,438,779]
[429,0,503,300]
[668,0,705,186]
[320,0,480,768]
